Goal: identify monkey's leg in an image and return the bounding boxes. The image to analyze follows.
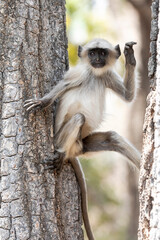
[44,113,85,171]
[55,113,85,159]
[56,115,95,240]
[82,131,140,169]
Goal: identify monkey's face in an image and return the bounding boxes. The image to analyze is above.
[88,48,108,68]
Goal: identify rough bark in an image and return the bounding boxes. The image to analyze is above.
[138,0,159,239]
[0,1,83,240]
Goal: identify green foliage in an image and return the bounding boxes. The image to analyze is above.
[66,0,91,15]
[68,43,78,66]
[81,158,119,206]
[66,0,115,65]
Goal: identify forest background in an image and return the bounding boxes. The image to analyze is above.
[66,0,151,240]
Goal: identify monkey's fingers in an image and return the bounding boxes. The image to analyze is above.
[24,99,40,106]
[124,42,137,54]
[125,41,137,48]
[24,99,34,103]
[124,42,136,66]
[26,103,41,111]
[24,99,41,111]
[24,99,41,104]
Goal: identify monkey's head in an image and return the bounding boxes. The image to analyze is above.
[78,38,121,74]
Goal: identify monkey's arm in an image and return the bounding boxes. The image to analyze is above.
[106,42,137,102]
[24,81,68,111]
[24,71,82,111]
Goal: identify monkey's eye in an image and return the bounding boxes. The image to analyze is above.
[89,51,95,57]
[101,51,106,56]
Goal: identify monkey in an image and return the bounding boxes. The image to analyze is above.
[24,38,141,240]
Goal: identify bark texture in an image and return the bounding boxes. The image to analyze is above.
[126,1,151,239]
[138,0,159,239]
[0,1,83,240]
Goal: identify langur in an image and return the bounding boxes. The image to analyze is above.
[24,38,140,240]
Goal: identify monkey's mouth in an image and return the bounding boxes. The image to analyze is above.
[91,63,105,68]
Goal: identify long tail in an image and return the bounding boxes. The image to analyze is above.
[70,158,95,240]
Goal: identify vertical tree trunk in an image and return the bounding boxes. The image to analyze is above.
[138,0,159,239]
[126,1,151,239]
[0,1,83,239]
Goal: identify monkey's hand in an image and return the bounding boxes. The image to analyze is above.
[124,42,136,66]
[24,98,43,111]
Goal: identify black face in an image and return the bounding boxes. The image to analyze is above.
[88,48,109,68]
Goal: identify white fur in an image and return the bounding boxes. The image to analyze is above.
[55,66,106,139]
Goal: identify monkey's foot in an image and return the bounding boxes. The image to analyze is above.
[43,151,64,172]
[124,42,137,66]
[24,99,42,111]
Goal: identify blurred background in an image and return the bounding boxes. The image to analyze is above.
[66,0,151,239]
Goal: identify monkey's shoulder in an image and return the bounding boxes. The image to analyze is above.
[64,64,85,81]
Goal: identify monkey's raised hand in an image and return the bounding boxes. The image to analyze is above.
[124,42,137,66]
[24,98,43,111]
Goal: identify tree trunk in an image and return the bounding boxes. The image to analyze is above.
[126,1,151,239]
[138,0,159,239]
[0,1,83,239]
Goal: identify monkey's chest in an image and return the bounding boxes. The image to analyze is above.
[56,86,106,137]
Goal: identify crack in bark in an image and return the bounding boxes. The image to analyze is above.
[55,171,66,240]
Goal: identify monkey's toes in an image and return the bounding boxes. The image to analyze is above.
[43,151,64,172]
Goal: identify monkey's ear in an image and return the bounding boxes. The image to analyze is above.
[115,44,121,59]
[78,45,83,58]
